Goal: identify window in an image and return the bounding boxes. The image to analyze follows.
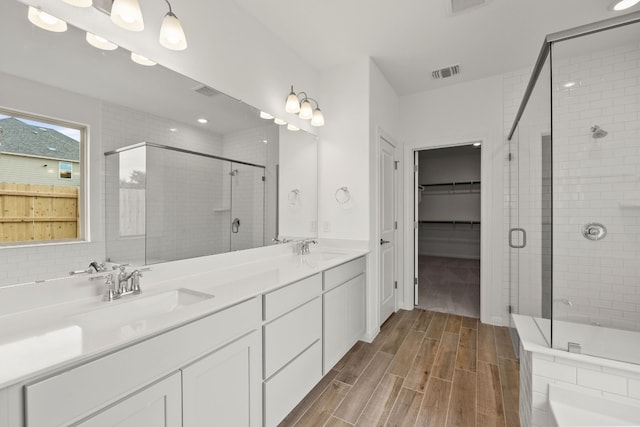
[0,108,85,244]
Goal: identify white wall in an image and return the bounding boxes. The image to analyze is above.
[400,75,506,325]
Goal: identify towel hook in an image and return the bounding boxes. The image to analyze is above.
[335,186,351,205]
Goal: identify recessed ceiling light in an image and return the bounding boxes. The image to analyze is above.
[262,139,268,144]
[197,118,208,124]
[274,118,287,125]
[169,127,178,132]
[260,111,274,120]
[613,0,640,10]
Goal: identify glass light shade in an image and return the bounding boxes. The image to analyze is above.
[62,0,92,7]
[27,7,67,32]
[298,100,313,120]
[259,111,274,120]
[111,0,144,31]
[86,32,118,51]
[159,12,187,51]
[285,91,300,114]
[287,124,300,131]
[311,108,325,127]
[274,118,287,125]
[613,0,640,9]
[131,52,156,66]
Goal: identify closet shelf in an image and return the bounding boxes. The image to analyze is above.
[420,180,480,187]
[419,181,480,195]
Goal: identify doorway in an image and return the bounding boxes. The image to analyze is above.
[415,143,481,318]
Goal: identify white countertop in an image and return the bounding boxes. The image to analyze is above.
[0,245,368,389]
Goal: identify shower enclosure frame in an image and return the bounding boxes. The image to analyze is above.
[507,10,640,363]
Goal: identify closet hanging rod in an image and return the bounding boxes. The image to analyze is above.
[419,180,480,187]
[419,220,480,225]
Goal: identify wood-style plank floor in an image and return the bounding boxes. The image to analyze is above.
[279,309,520,427]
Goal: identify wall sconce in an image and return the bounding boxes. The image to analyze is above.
[285,86,325,127]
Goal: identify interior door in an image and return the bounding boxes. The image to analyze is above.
[379,137,396,323]
[413,151,419,306]
[508,130,520,329]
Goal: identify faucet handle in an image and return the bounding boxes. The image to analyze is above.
[129,270,143,294]
[102,274,120,302]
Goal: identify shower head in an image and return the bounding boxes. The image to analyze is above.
[591,125,608,139]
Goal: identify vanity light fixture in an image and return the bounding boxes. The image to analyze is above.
[62,0,93,7]
[197,118,208,124]
[27,6,68,32]
[284,86,325,126]
[274,118,287,125]
[259,111,274,120]
[169,127,178,132]
[612,0,640,10]
[111,0,144,31]
[86,32,118,50]
[130,52,156,66]
[287,124,300,132]
[159,0,187,51]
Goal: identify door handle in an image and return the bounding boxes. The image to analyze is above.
[380,239,390,245]
[509,228,526,249]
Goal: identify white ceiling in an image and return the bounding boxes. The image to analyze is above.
[233,0,637,95]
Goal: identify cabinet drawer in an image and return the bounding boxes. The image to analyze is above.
[263,340,322,427]
[264,297,321,379]
[323,256,366,292]
[24,298,259,427]
[263,273,321,321]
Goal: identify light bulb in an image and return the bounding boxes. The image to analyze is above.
[111,0,144,31]
[62,0,92,7]
[298,99,313,120]
[86,32,118,51]
[287,124,300,132]
[159,12,187,51]
[28,7,67,32]
[131,52,156,66]
[311,108,325,127]
[613,0,640,10]
[285,87,300,114]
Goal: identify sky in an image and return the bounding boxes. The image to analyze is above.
[0,113,81,141]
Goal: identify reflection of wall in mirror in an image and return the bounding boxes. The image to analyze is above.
[278,128,318,239]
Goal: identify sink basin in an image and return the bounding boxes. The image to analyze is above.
[69,288,214,331]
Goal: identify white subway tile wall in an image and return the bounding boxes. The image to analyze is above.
[523,350,640,427]
[552,37,640,331]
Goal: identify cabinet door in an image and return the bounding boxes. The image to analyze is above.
[323,283,347,372]
[182,331,261,427]
[346,274,366,345]
[77,373,181,427]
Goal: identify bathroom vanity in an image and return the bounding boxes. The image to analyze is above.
[0,246,368,427]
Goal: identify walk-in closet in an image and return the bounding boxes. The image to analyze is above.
[416,144,481,318]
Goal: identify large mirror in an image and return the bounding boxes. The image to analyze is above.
[0,0,317,268]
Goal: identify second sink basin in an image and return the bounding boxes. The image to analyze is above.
[69,288,214,331]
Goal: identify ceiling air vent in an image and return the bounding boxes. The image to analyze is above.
[448,0,488,14]
[193,85,220,97]
[432,65,460,80]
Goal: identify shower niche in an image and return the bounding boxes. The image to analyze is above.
[105,143,266,265]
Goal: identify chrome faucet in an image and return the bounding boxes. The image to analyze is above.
[296,239,318,255]
[101,265,149,301]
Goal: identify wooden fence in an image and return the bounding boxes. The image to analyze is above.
[0,182,79,243]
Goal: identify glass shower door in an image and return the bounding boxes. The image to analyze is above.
[229,162,266,251]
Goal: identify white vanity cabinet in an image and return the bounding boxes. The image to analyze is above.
[76,372,182,427]
[21,297,261,427]
[262,273,323,427]
[323,257,366,373]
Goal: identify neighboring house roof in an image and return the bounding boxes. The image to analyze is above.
[0,117,80,161]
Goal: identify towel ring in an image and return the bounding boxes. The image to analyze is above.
[335,186,351,205]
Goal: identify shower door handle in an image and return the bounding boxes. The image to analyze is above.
[509,228,526,249]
